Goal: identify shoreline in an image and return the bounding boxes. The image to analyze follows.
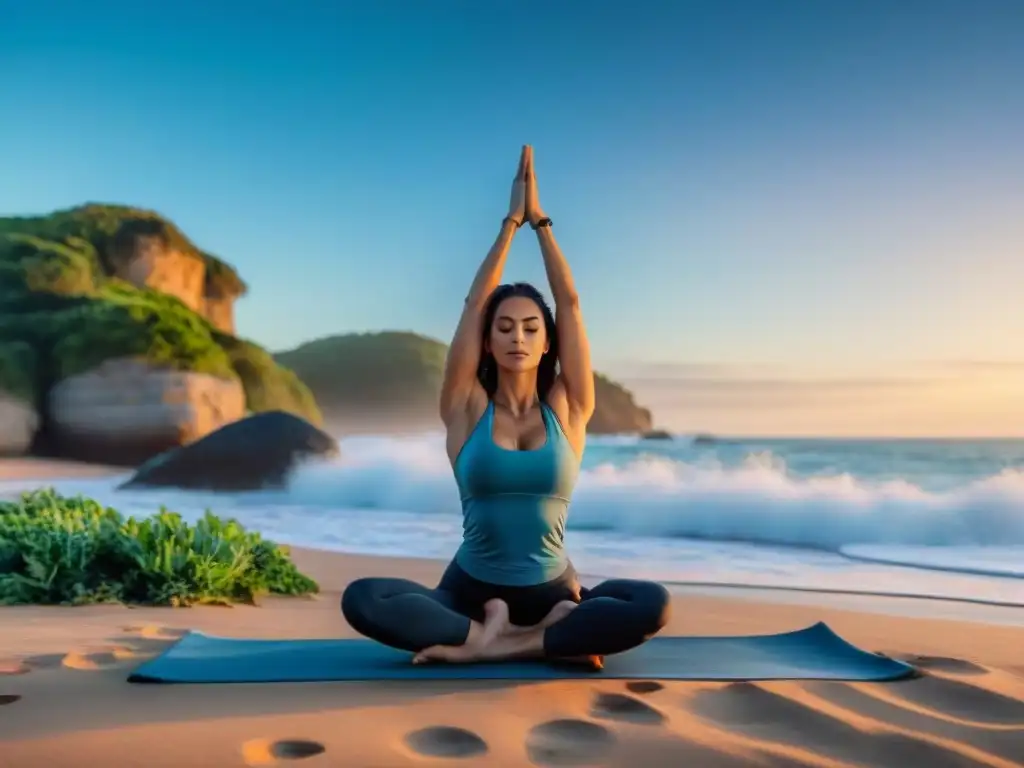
[2,456,1023,628]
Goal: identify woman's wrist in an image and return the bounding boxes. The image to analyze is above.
[528,212,552,230]
[502,215,523,230]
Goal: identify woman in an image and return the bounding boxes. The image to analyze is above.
[341,146,670,668]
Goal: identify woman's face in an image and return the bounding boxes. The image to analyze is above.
[487,296,549,373]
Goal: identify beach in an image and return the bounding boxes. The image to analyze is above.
[5,0,1024,762]
[2,520,1024,766]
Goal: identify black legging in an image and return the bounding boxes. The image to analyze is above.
[341,559,671,658]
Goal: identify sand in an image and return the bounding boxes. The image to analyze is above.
[0,457,127,483]
[0,548,1022,767]
[2,463,1023,766]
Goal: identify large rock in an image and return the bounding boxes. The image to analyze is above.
[641,429,672,441]
[0,394,39,456]
[48,358,246,466]
[120,410,339,491]
[589,373,653,434]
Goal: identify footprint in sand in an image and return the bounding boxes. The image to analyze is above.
[19,645,137,672]
[883,674,1024,727]
[403,726,488,759]
[117,625,189,657]
[693,682,993,767]
[22,654,65,670]
[0,659,29,676]
[122,624,189,641]
[241,738,326,765]
[625,681,664,695]
[525,718,616,767]
[61,645,139,671]
[0,695,20,706]
[806,681,1024,763]
[900,655,989,676]
[590,692,666,725]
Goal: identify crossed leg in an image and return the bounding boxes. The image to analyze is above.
[341,574,670,668]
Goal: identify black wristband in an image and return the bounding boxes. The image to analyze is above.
[530,217,553,230]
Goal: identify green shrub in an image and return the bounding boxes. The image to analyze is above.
[0,489,318,606]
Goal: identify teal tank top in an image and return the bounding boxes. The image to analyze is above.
[453,400,580,586]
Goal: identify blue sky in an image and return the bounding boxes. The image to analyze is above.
[3,1,1022,435]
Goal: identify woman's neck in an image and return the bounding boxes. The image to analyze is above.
[493,372,539,417]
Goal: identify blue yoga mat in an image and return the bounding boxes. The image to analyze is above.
[127,622,914,684]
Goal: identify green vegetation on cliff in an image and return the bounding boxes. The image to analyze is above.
[47,282,236,381]
[0,489,318,606]
[0,204,246,297]
[275,331,653,434]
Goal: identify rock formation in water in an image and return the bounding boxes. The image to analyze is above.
[121,410,339,491]
[642,429,673,440]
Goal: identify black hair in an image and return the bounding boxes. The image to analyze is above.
[476,282,559,401]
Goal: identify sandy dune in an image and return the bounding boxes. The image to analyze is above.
[1,548,1023,767]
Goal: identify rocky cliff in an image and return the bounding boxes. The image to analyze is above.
[0,204,319,465]
[274,332,654,435]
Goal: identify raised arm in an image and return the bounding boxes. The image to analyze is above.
[439,147,528,425]
[524,147,596,426]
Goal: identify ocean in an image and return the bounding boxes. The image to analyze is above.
[5,434,1023,608]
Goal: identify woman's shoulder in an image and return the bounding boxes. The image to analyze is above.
[445,389,491,459]
[543,385,587,459]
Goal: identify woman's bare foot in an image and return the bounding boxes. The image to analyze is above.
[410,599,601,667]
[411,599,510,665]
